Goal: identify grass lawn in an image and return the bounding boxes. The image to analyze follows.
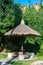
[10,60,33,65]
[36,52,43,60]
[0,54,7,59]
[37,56,43,60]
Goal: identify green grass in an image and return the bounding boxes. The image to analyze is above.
[0,54,7,59]
[36,52,43,60]
[10,60,33,65]
[36,56,43,60]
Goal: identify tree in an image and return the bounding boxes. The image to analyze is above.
[40,0,43,7]
[23,7,43,52]
[40,0,43,4]
[0,0,22,52]
[0,0,22,35]
[28,0,32,7]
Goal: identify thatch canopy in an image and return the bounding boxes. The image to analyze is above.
[5,19,40,36]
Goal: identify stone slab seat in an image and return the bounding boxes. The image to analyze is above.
[26,52,35,60]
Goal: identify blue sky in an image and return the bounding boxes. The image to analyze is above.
[14,0,40,6]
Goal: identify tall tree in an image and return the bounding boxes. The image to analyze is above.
[40,0,43,4]
[23,7,43,53]
[0,0,22,35]
[40,0,43,8]
[28,0,32,7]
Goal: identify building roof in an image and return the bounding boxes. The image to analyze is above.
[5,19,40,36]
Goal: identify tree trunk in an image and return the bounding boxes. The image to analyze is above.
[21,43,24,51]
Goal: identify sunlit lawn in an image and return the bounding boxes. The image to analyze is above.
[37,56,43,60]
[0,54,7,59]
[10,60,33,65]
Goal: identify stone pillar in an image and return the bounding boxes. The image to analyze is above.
[8,53,12,59]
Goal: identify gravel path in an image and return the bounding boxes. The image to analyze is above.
[31,61,43,65]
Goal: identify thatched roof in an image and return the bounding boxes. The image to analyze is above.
[5,19,40,36]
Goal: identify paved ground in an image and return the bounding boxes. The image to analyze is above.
[0,58,12,65]
[31,61,43,65]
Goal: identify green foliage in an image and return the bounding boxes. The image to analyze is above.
[0,0,22,34]
[36,50,43,60]
[10,60,32,65]
[0,0,43,53]
[23,7,43,47]
[24,41,40,53]
[0,54,7,59]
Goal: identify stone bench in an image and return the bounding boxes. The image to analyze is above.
[26,52,35,60]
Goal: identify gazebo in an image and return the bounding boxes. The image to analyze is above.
[5,19,40,60]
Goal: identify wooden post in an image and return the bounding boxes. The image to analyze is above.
[20,43,24,54]
[21,43,24,51]
[19,43,24,60]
